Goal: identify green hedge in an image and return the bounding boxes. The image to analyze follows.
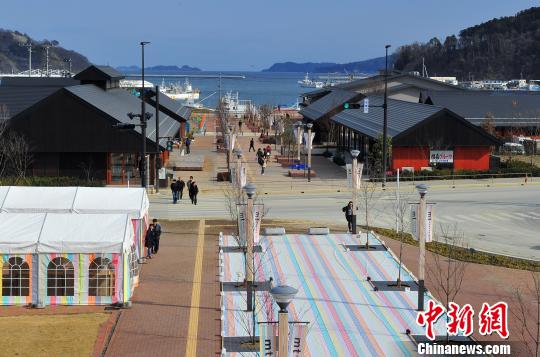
[0,177,104,187]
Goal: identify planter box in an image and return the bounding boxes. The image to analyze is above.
[288,169,316,178]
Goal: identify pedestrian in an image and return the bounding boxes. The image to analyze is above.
[238,120,243,135]
[185,137,191,154]
[178,177,185,200]
[342,201,354,233]
[265,144,272,156]
[152,218,162,254]
[189,181,199,205]
[256,148,263,160]
[249,138,255,152]
[187,176,194,202]
[258,154,266,175]
[170,179,178,204]
[263,147,267,158]
[145,224,155,259]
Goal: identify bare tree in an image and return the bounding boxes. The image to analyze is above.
[259,105,273,136]
[0,120,32,182]
[357,179,380,249]
[513,272,540,357]
[426,224,468,342]
[393,191,412,287]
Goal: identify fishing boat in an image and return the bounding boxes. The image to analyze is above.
[159,78,200,101]
[297,73,325,88]
[221,91,256,118]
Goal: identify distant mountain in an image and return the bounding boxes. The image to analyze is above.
[394,7,540,79]
[262,55,396,74]
[0,28,91,73]
[117,64,202,72]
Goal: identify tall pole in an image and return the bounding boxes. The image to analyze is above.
[307,123,313,182]
[45,46,49,77]
[236,151,242,188]
[278,311,289,356]
[140,41,150,188]
[245,184,256,312]
[416,184,428,311]
[155,85,160,193]
[351,150,360,234]
[382,44,391,187]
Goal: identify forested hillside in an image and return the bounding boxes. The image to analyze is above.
[0,29,90,73]
[393,7,540,80]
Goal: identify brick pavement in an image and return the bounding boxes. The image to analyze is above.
[103,220,220,357]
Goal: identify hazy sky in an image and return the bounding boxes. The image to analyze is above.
[0,0,536,70]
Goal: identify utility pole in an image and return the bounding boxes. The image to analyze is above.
[351,149,360,234]
[155,85,160,193]
[20,43,33,76]
[140,41,150,188]
[416,184,428,311]
[382,44,391,187]
[43,43,55,77]
[307,123,313,182]
[244,183,256,312]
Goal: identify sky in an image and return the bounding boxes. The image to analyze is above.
[0,0,537,71]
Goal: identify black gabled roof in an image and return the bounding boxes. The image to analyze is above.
[74,65,125,81]
[63,85,179,148]
[145,88,191,122]
[299,89,365,121]
[335,72,464,92]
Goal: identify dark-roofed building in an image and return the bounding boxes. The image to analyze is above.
[7,66,184,184]
[301,92,500,173]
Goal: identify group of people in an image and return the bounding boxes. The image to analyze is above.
[170,176,199,205]
[144,218,162,259]
[254,142,272,175]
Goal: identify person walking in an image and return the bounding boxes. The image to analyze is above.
[189,181,199,205]
[187,176,194,202]
[256,148,263,161]
[177,177,185,200]
[185,137,191,154]
[152,218,162,254]
[258,154,266,175]
[342,201,354,233]
[170,179,178,204]
[238,120,243,135]
[145,224,155,259]
[249,138,255,152]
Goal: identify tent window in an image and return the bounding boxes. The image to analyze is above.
[129,245,139,279]
[2,257,30,297]
[47,257,75,296]
[89,257,115,297]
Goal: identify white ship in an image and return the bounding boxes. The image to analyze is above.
[222,91,256,118]
[298,73,325,88]
[159,78,200,101]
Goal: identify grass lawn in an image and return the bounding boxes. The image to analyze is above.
[1,313,110,357]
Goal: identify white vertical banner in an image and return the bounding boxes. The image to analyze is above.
[240,164,247,188]
[236,203,264,245]
[302,132,315,150]
[231,133,236,150]
[260,323,277,356]
[346,163,363,189]
[289,324,308,356]
[410,203,434,243]
[230,167,237,185]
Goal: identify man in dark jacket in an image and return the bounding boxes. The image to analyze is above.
[177,177,185,200]
[185,137,191,154]
[170,179,178,204]
[152,218,162,254]
[189,181,199,205]
[249,138,255,152]
[342,201,354,232]
[187,176,194,202]
[145,224,155,259]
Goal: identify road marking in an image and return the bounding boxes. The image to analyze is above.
[496,212,526,220]
[515,212,540,219]
[185,219,205,357]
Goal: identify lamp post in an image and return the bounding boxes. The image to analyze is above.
[351,149,360,234]
[416,183,428,311]
[294,121,303,163]
[140,41,150,188]
[155,85,160,193]
[306,123,313,182]
[244,183,256,312]
[235,148,243,188]
[382,44,391,187]
[121,112,153,188]
[270,285,298,357]
[227,124,234,173]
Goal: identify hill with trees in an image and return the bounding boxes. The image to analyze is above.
[0,29,90,73]
[393,7,540,80]
[262,55,395,74]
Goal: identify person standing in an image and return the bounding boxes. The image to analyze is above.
[170,179,178,204]
[178,177,185,200]
[189,181,199,205]
[152,218,162,254]
[258,154,266,175]
[187,176,194,202]
[145,224,155,259]
[185,137,191,154]
[238,120,243,135]
[249,138,255,152]
[342,201,354,233]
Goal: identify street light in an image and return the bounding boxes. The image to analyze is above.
[140,41,150,188]
[121,111,153,188]
[351,149,360,234]
[244,182,256,312]
[235,148,243,188]
[294,121,304,162]
[382,44,391,187]
[270,285,298,356]
[306,123,313,182]
[416,183,428,311]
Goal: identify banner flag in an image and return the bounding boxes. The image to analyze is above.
[346,163,363,189]
[289,324,308,356]
[410,203,434,243]
[236,203,264,245]
[260,323,277,356]
[302,132,316,150]
[240,163,247,188]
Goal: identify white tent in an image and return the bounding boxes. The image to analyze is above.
[72,187,149,218]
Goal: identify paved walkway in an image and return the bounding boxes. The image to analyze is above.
[104,220,220,357]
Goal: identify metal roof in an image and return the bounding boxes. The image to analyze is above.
[336,73,464,92]
[64,85,180,148]
[145,89,191,122]
[330,96,442,139]
[425,91,540,126]
[299,89,365,121]
[74,65,125,81]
